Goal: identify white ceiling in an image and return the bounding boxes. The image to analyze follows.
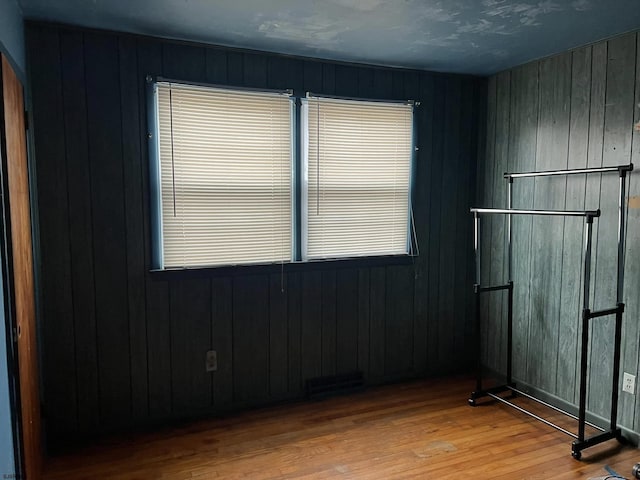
[19,0,640,75]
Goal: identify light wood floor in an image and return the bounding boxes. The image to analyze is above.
[44,377,639,479]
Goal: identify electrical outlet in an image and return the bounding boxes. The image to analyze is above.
[206,350,217,372]
[623,372,635,394]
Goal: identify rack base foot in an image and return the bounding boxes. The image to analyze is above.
[468,384,516,406]
[571,429,624,461]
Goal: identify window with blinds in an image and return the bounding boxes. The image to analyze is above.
[301,96,414,260]
[152,82,294,269]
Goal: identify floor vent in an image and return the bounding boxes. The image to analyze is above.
[306,371,365,399]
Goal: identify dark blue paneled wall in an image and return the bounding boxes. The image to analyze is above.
[26,22,483,445]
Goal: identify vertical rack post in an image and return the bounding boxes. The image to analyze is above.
[506,178,514,386]
[507,179,513,280]
[616,171,627,304]
[507,282,514,386]
[474,212,482,392]
[474,211,481,286]
[577,216,594,443]
[611,307,623,430]
[611,171,628,430]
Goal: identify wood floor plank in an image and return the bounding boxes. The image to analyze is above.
[43,377,639,480]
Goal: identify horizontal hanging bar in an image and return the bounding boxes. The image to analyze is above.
[587,305,624,319]
[477,284,512,293]
[486,392,578,439]
[470,208,600,218]
[507,386,605,432]
[504,163,633,179]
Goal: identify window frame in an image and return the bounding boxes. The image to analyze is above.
[147,77,418,273]
[147,77,296,270]
[300,93,417,262]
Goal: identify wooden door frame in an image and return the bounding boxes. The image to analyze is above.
[0,52,41,480]
[0,55,24,480]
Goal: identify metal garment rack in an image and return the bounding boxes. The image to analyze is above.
[468,163,633,460]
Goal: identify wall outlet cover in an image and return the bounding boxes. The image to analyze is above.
[623,372,635,394]
[206,350,217,372]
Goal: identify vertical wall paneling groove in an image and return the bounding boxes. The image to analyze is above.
[226,52,243,86]
[136,38,172,419]
[303,61,322,94]
[509,63,538,382]
[211,276,233,407]
[334,65,358,98]
[163,44,206,81]
[321,64,336,95]
[84,32,132,428]
[29,25,78,436]
[243,52,267,88]
[528,53,571,394]
[58,29,98,432]
[357,268,370,378]
[170,278,212,412]
[456,78,474,372]
[437,79,459,374]
[426,77,444,373]
[119,35,149,420]
[412,72,433,376]
[321,271,337,377]
[233,275,269,403]
[205,48,228,84]
[466,78,485,370]
[456,78,475,372]
[335,269,358,375]
[483,30,640,436]
[468,78,483,366]
[269,273,288,398]
[451,78,467,373]
[267,56,292,91]
[556,47,590,402]
[27,23,481,443]
[286,272,302,395]
[300,271,322,383]
[368,267,386,380]
[385,265,414,376]
[581,41,608,407]
[357,68,374,99]
[589,34,636,416]
[489,72,511,375]
[479,76,497,374]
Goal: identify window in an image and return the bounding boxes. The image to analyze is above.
[149,80,415,270]
[150,81,294,269]
[302,96,414,260]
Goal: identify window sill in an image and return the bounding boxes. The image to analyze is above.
[149,254,416,279]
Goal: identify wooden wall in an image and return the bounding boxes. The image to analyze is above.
[480,30,640,434]
[26,23,483,443]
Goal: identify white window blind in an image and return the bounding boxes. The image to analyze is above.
[302,97,413,260]
[155,82,293,268]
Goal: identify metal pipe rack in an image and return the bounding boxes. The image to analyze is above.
[468,163,633,460]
